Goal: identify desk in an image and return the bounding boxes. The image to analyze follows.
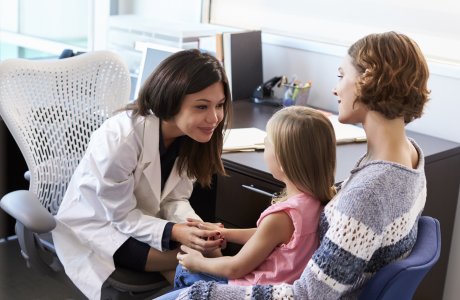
[202,100,460,300]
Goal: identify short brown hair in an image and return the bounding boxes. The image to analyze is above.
[348,31,430,123]
[124,49,232,187]
[267,106,336,205]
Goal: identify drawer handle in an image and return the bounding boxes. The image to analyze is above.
[241,184,275,197]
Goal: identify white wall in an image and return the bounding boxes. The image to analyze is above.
[19,0,87,40]
[118,0,202,22]
[261,38,460,143]
[211,0,460,64]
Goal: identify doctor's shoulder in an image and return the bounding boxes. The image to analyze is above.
[90,111,147,146]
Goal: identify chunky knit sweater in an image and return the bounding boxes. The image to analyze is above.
[176,140,426,300]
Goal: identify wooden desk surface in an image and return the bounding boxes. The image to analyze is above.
[224,100,460,182]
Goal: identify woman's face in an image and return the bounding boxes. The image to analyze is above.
[168,81,226,143]
[333,55,366,124]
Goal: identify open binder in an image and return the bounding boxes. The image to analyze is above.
[328,115,367,144]
[222,116,366,153]
[223,127,266,153]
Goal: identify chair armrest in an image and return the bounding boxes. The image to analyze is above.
[0,190,56,233]
[24,170,31,182]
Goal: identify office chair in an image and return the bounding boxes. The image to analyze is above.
[358,216,441,300]
[0,51,170,299]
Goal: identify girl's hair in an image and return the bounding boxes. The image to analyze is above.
[123,49,232,187]
[348,31,430,123]
[267,106,336,205]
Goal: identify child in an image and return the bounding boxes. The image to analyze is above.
[174,106,336,287]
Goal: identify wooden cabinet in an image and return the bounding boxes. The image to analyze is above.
[215,169,283,228]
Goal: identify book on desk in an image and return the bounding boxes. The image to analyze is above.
[223,116,366,153]
[328,115,367,144]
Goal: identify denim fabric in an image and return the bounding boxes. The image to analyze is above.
[174,264,228,288]
[154,288,184,300]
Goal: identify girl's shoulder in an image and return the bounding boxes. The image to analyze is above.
[272,193,319,209]
[259,193,321,223]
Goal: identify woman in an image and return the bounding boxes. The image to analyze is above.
[160,31,430,299]
[52,49,232,300]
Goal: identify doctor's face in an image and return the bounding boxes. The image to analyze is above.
[171,81,226,143]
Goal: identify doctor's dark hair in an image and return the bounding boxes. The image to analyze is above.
[125,49,232,187]
[267,106,336,205]
[348,31,430,123]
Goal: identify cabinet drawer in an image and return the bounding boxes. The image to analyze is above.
[216,169,283,228]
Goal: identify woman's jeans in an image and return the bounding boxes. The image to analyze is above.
[154,264,228,299]
[174,264,228,288]
[154,288,184,300]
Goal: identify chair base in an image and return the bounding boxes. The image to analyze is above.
[102,268,171,300]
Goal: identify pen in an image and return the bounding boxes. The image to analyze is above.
[241,184,276,197]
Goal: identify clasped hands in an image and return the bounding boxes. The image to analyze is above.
[174,218,226,269]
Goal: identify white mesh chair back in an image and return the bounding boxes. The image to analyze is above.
[0,51,130,214]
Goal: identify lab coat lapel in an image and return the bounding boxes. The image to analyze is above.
[141,116,161,201]
[162,160,181,198]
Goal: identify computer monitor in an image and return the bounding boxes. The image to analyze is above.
[133,42,183,100]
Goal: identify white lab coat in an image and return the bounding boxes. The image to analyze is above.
[52,112,201,300]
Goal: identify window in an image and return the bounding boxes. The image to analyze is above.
[0,0,204,62]
[0,0,89,60]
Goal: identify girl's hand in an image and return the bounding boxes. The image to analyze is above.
[177,245,204,272]
[172,223,224,253]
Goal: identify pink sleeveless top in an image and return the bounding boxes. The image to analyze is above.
[229,193,322,286]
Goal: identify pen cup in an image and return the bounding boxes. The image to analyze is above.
[281,82,311,107]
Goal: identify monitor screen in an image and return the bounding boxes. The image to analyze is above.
[134,43,183,100]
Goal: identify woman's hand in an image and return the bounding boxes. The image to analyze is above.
[171,223,224,253]
[177,245,204,272]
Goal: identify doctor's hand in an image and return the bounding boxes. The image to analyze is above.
[186,218,224,232]
[186,218,227,250]
[171,223,224,253]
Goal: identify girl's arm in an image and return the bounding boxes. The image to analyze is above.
[223,227,257,245]
[179,211,294,279]
[186,218,256,245]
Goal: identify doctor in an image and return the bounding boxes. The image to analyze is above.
[52,49,232,300]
